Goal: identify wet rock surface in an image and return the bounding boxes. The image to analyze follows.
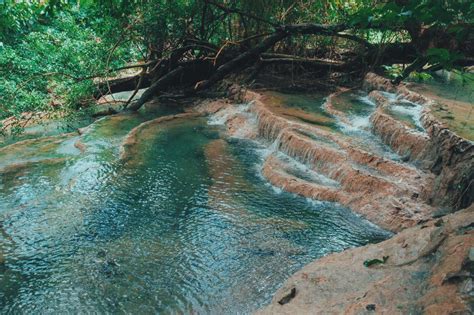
[205,73,472,232]
[202,75,473,314]
[258,206,473,315]
[205,88,441,232]
[363,73,474,210]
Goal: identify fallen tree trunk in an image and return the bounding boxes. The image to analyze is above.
[94,74,152,98]
[260,57,348,71]
[128,22,351,111]
[194,31,288,91]
[127,66,185,111]
[111,13,472,113]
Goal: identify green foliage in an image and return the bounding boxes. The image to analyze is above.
[363,255,389,267]
[351,1,472,81]
[0,4,139,125]
[409,71,433,82]
[0,1,43,41]
[425,48,462,70]
[1,0,472,132]
[350,0,473,29]
[382,64,403,79]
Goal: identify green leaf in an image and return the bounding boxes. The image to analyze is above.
[363,256,389,267]
[426,48,450,61]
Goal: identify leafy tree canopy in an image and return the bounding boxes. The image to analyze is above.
[0,0,472,130]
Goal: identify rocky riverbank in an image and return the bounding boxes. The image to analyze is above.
[258,205,473,314]
[196,73,473,313]
[1,71,471,313]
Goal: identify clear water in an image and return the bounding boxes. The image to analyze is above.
[0,116,93,149]
[407,72,474,141]
[386,100,425,132]
[409,71,474,104]
[0,110,390,313]
[332,91,401,161]
[331,90,374,117]
[266,92,340,131]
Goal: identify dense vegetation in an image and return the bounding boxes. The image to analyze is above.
[0,1,141,133]
[1,0,473,133]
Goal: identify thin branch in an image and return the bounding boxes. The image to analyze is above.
[335,32,374,49]
[127,66,185,111]
[205,0,279,27]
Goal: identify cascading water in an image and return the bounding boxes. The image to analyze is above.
[329,91,402,161]
[0,101,391,313]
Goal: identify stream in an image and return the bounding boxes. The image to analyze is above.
[0,97,391,313]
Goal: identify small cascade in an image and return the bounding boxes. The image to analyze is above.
[207,102,250,125]
[208,89,436,232]
[387,100,425,132]
[275,152,340,188]
[364,72,473,209]
[255,108,292,141]
[326,90,401,161]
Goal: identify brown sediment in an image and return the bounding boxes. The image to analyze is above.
[262,154,344,203]
[257,205,474,315]
[74,139,87,153]
[204,139,251,217]
[195,99,259,139]
[0,132,76,153]
[0,132,78,169]
[370,106,430,159]
[259,92,336,131]
[195,99,230,114]
[78,113,132,136]
[324,88,353,124]
[262,151,429,232]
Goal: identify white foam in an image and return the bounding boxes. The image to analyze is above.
[305,197,337,208]
[357,95,377,107]
[337,94,376,132]
[276,152,340,187]
[390,101,425,131]
[207,102,251,126]
[380,91,398,101]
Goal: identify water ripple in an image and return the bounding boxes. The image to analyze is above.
[0,115,391,313]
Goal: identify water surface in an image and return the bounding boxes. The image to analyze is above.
[0,109,390,313]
